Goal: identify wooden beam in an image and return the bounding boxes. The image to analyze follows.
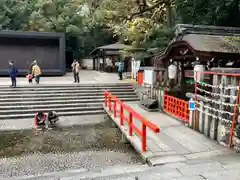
[173,55,195,60]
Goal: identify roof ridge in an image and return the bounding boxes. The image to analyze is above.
[175,24,240,37]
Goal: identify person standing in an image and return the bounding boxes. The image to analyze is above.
[115,60,119,72]
[71,59,80,83]
[29,60,37,73]
[117,60,124,80]
[32,63,41,84]
[8,60,18,88]
[99,58,103,72]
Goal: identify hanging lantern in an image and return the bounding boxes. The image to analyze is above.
[168,63,177,79]
[194,58,204,82]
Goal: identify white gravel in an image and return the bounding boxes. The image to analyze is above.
[0,151,141,178]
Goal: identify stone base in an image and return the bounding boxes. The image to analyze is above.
[139,104,159,112]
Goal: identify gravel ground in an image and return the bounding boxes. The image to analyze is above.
[0,151,142,178]
[0,121,143,178]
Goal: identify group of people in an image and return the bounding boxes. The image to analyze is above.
[34,111,59,130]
[27,60,42,84]
[8,59,41,88]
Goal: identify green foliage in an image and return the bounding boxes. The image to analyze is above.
[1,0,240,59]
[86,0,175,48]
[143,27,174,49]
[176,0,240,27]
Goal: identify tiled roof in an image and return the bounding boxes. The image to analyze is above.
[182,34,240,53]
[90,43,145,56]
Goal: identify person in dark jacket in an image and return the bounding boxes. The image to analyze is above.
[8,61,18,88]
[47,111,59,129]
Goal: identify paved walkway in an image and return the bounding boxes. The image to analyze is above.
[104,101,235,166]
[0,70,131,86]
[0,115,105,130]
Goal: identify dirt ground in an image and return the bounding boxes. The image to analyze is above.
[0,120,142,163]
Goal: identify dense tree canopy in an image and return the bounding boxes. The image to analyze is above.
[0,0,239,58]
[176,0,240,27]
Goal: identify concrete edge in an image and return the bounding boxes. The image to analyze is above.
[0,114,107,131]
[0,83,134,88]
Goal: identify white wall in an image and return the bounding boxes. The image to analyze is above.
[81,58,93,70]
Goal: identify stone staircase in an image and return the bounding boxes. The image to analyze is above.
[5,153,240,180]
[0,83,139,120]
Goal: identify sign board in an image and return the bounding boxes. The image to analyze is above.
[188,98,195,111]
[143,69,156,85]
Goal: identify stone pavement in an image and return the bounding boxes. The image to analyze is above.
[104,101,236,166]
[0,70,130,86]
[0,115,105,130]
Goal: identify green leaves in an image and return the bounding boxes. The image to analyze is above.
[176,0,240,27]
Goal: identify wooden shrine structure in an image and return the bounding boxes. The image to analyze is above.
[153,24,240,99]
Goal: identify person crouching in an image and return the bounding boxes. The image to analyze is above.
[47,111,59,128]
[34,111,47,130]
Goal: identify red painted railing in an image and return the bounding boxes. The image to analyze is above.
[163,91,189,123]
[104,90,160,152]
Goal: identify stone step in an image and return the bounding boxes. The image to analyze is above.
[5,164,150,180]
[0,110,105,120]
[0,95,139,103]
[0,83,133,90]
[0,91,136,98]
[0,82,134,89]
[0,105,104,115]
[0,88,135,95]
[0,102,104,110]
[0,97,139,106]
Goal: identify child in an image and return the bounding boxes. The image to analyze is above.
[26,73,33,83]
[34,111,47,130]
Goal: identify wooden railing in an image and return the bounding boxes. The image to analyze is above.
[104,90,160,152]
[163,91,189,123]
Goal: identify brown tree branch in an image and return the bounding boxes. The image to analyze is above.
[129,0,169,19]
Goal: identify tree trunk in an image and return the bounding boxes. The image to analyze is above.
[166,3,172,28]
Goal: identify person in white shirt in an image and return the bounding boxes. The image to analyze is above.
[99,58,103,71]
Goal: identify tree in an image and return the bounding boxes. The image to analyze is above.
[85,0,175,48]
[0,0,34,30]
[176,0,240,27]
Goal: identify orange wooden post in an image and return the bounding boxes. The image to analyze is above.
[137,71,144,85]
[141,123,146,152]
[108,96,112,112]
[129,112,133,136]
[229,81,240,148]
[113,101,117,117]
[120,102,123,125]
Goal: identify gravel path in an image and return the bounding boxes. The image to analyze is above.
[0,151,142,178]
[0,121,143,178]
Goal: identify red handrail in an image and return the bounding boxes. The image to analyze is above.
[104,90,160,152]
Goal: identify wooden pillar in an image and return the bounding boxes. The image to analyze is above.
[210,74,220,140]
[180,60,185,98]
[204,102,211,137]
[93,57,96,70]
[103,50,106,72]
[217,75,227,142]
